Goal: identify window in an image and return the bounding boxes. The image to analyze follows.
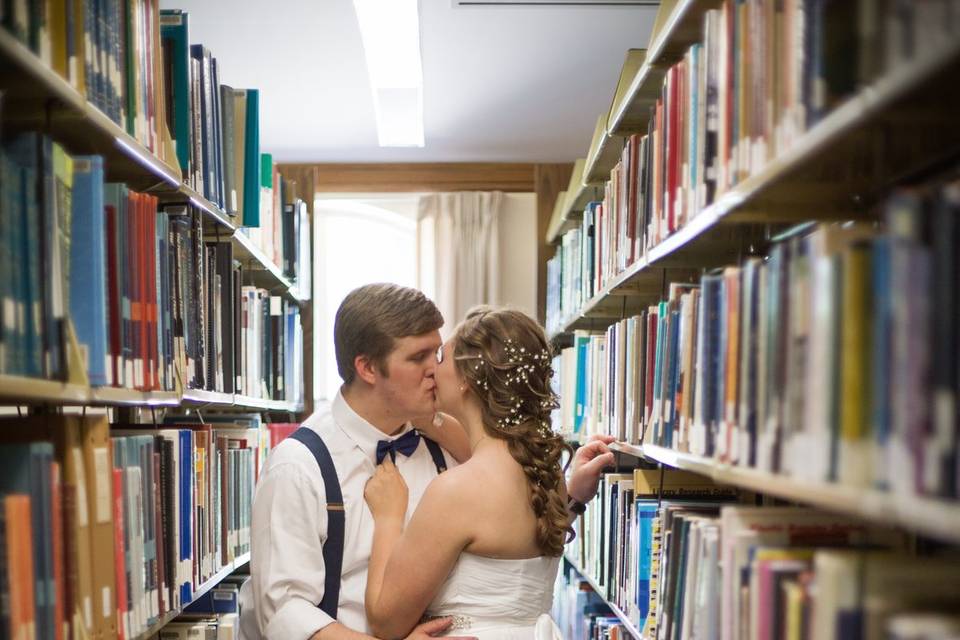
[314,196,419,401]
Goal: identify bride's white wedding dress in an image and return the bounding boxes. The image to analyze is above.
[424,552,562,639]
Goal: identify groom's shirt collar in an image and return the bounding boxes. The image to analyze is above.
[332,391,415,463]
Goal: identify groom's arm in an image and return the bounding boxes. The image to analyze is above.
[249,459,341,639]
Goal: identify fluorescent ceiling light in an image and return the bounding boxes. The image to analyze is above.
[352,0,425,147]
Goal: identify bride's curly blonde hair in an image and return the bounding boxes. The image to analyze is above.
[452,306,573,556]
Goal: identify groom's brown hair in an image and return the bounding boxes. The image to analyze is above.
[334,283,443,385]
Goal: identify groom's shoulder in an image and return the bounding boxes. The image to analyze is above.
[263,409,341,474]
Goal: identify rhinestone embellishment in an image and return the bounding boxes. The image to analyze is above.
[423,614,474,631]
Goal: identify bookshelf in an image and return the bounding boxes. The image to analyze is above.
[128,554,251,640]
[0,7,312,640]
[550,30,960,339]
[0,376,304,413]
[606,0,718,136]
[564,556,644,640]
[607,442,960,545]
[552,3,960,638]
[546,158,606,244]
[0,28,306,307]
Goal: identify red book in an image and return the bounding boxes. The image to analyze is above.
[112,469,128,640]
[667,64,681,233]
[5,495,35,640]
[267,423,299,449]
[146,195,159,391]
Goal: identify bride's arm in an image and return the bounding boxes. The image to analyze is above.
[364,466,473,640]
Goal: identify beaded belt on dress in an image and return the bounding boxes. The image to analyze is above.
[422,614,475,630]
[422,613,543,631]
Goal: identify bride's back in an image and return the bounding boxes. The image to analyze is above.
[454,438,552,560]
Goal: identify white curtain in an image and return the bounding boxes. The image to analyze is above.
[418,191,503,337]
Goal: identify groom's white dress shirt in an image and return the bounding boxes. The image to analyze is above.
[238,391,456,639]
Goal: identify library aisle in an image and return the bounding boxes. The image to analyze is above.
[3,1,960,639]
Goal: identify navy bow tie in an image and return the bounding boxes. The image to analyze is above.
[376,430,421,464]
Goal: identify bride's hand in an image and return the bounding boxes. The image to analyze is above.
[364,457,409,523]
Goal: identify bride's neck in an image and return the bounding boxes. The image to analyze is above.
[454,399,490,453]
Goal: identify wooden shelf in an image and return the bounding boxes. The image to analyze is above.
[0,375,90,405]
[583,115,623,185]
[128,553,250,640]
[232,230,308,304]
[607,0,718,135]
[546,159,608,245]
[563,555,644,639]
[234,395,302,413]
[608,442,960,545]
[550,35,960,338]
[181,389,237,407]
[0,377,302,411]
[0,29,183,191]
[88,387,181,407]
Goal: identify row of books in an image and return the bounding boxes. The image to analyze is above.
[162,13,306,272]
[1,5,303,274]
[159,10,258,222]
[2,0,178,166]
[152,574,247,639]
[568,468,960,640]
[0,414,298,640]
[553,566,633,640]
[549,0,960,322]
[0,133,306,403]
[553,181,960,499]
[236,154,313,290]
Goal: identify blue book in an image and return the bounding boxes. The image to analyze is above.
[635,502,657,624]
[242,89,261,227]
[665,308,681,449]
[179,429,194,603]
[652,302,668,444]
[574,334,590,434]
[6,134,44,377]
[0,442,55,640]
[70,156,108,385]
[0,150,19,374]
[159,10,192,173]
[184,585,239,614]
[701,275,723,456]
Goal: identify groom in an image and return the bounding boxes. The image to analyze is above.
[238,284,615,640]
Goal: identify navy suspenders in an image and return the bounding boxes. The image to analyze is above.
[423,437,448,473]
[289,427,345,619]
[289,427,447,619]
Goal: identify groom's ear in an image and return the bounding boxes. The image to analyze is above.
[354,354,380,385]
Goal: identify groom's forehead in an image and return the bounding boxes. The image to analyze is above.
[390,331,442,354]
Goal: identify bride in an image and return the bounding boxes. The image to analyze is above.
[363,307,569,639]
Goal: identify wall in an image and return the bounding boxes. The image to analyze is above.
[497,193,538,319]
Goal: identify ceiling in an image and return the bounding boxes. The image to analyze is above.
[158,0,657,163]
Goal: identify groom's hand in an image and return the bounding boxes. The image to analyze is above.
[405,617,477,639]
